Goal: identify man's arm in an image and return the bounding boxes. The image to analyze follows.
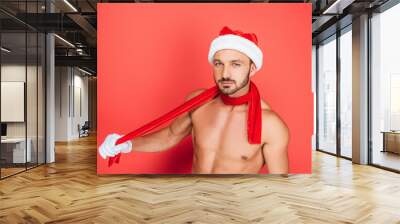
[129,89,205,152]
[261,110,290,174]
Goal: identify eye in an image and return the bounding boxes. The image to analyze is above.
[214,62,223,66]
[232,63,241,67]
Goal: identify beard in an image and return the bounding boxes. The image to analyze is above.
[216,69,250,95]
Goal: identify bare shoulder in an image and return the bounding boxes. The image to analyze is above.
[261,109,289,144]
[184,89,208,118]
[185,88,207,101]
[261,109,288,132]
[260,99,272,110]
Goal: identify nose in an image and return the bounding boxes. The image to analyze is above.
[222,65,230,79]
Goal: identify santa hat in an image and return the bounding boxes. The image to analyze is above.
[208,26,263,71]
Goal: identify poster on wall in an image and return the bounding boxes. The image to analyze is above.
[97,3,312,174]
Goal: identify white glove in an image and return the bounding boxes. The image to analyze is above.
[99,133,132,159]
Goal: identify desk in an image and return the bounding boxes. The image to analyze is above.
[1,138,31,163]
[381,131,400,154]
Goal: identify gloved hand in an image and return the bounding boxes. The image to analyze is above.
[99,133,132,160]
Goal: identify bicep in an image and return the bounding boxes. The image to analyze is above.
[168,88,206,140]
[168,112,192,139]
[262,112,290,174]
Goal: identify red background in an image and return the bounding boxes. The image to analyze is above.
[97,3,312,174]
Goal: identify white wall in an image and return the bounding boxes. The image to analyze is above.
[72,72,89,138]
[55,66,69,141]
[55,66,89,141]
[1,64,40,137]
[1,63,46,164]
[1,65,25,132]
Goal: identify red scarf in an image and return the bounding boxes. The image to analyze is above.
[107,81,262,167]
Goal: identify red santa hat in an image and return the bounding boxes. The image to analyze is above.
[208,26,263,71]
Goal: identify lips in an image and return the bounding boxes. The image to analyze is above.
[221,81,235,85]
[221,82,234,89]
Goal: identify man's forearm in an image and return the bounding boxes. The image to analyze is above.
[129,126,183,152]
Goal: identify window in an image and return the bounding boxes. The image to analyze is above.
[0,1,47,179]
[370,2,400,171]
[317,35,337,154]
[339,27,352,158]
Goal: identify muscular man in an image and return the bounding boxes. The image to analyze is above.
[99,26,289,174]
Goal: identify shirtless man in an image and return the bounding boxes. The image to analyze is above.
[99,26,289,174]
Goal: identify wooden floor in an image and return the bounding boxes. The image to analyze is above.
[1,134,400,224]
[0,167,26,178]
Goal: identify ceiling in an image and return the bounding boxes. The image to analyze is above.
[0,0,393,75]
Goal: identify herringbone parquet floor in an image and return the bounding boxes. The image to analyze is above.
[1,134,400,224]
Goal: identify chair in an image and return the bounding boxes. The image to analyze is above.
[78,121,90,138]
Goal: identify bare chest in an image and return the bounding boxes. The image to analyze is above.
[190,99,263,161]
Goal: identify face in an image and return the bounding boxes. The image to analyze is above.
[212,49,257,95]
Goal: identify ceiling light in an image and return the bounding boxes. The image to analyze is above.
[54,34,75,48]
[1,47,11,53]
[77,67,93,76]
[322,0,355,15]
[63,0,78,12]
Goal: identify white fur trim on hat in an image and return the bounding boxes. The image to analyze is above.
[208,34,263,71]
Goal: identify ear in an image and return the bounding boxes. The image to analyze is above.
[249,62,257,77]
